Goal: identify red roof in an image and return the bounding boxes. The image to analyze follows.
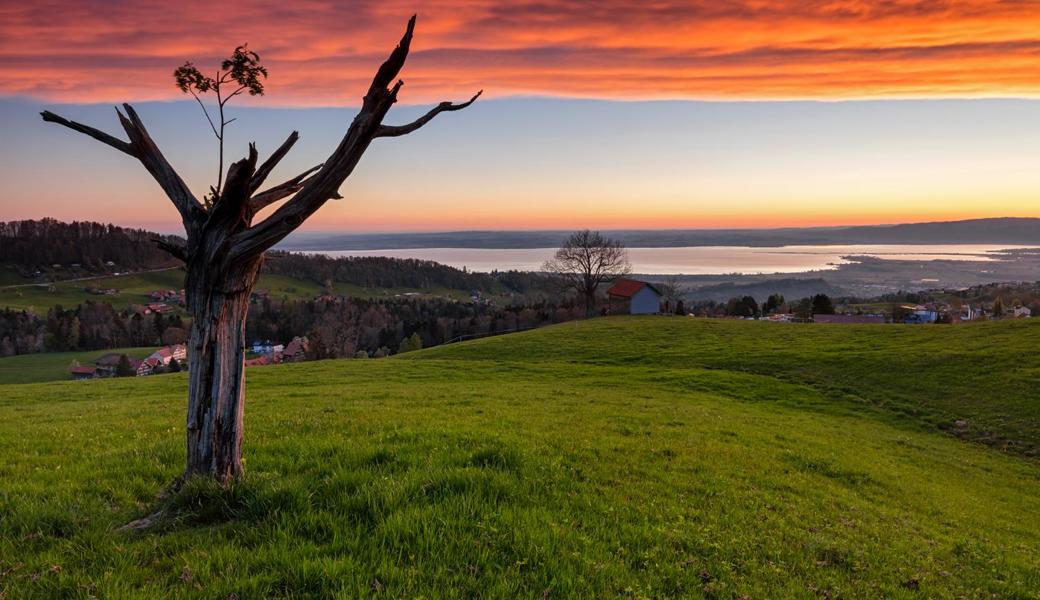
[606,278,662,299]
[70,366,96,375]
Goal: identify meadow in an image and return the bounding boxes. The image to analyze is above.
[0,317,1038,598]
[0,346,157,385]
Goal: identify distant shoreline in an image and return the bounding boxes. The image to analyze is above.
[279,217,1040,251]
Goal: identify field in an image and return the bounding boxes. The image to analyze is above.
[0,346,159,385]
[1,318,1038,597]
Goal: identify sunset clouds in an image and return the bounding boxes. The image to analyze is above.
[2,0,1039,104]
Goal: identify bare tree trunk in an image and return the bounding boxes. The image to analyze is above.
[183,256,262,484]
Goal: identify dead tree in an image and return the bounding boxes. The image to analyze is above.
[41,16,480,485]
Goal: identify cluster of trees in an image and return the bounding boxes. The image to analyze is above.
[0,219,182,275]
[262,252,552,297]
[245,295,587,359]
[0,302,188,357]
[686,293,835,319]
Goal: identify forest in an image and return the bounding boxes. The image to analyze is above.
[0,296,586,359]
[0,219,182,274]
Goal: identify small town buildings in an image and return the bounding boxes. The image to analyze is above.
[251,340,284,355]
[904,307,938,324]
[813,314,886,324]
[147,344,186,366]
[76,344,187,380]
[607,279,663,315]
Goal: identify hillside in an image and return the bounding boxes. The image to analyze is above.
[1,318,1038,597]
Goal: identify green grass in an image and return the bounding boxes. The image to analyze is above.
[1,318,1038,598]
[0,346,158,385]
[0,269,186,311]
[0,266,28,286]
[418,317,1040,456]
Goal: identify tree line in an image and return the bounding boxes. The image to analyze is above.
[687,293,836,319]
[0,302,188,357]
[262,251,552,296]
[248,295,585,359]
[0,219,182,275]
[0,294,586,359]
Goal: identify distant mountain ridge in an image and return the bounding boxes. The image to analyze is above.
[281,217,1040,250]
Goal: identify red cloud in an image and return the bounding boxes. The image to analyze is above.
[1,0,1038,104]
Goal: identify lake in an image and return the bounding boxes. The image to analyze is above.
[307,244,1035,275]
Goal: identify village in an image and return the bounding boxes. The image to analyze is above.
[62,279,1034,381]
[608,278,1034,323]
[68,336,309,380]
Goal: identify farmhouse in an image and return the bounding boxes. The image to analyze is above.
[69,365,96,380]
[93,352,125,377]
[147,344,186,366]
[282,336,309,362]
[607,279,663,315]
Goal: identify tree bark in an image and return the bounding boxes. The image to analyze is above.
[183,254,263,484]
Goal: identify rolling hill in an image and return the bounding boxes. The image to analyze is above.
[1,318,1038,597]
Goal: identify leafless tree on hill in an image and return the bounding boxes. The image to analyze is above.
[542,230,630,315]
[41,15,480,486]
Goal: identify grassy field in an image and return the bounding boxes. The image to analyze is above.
[0,269,187,311]
[1,318,1038,597]
[0,346,159,385]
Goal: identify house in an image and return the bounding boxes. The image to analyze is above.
[282,336,309,362]
[904,306,938,324]
[147,344,186,367]
[136,357,158,377]
[813,314,886,324]
[149,289,179,301]
[607,279,663,315]
[148,347,173,365]
[251,340,284,355]
[145,302,170,314]
[69,365,97,380]
[1012,306,1032,318]
[94,352,125,376]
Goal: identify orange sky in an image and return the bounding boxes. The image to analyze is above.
[1,1,1038,232]
[3,0,1040,104]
